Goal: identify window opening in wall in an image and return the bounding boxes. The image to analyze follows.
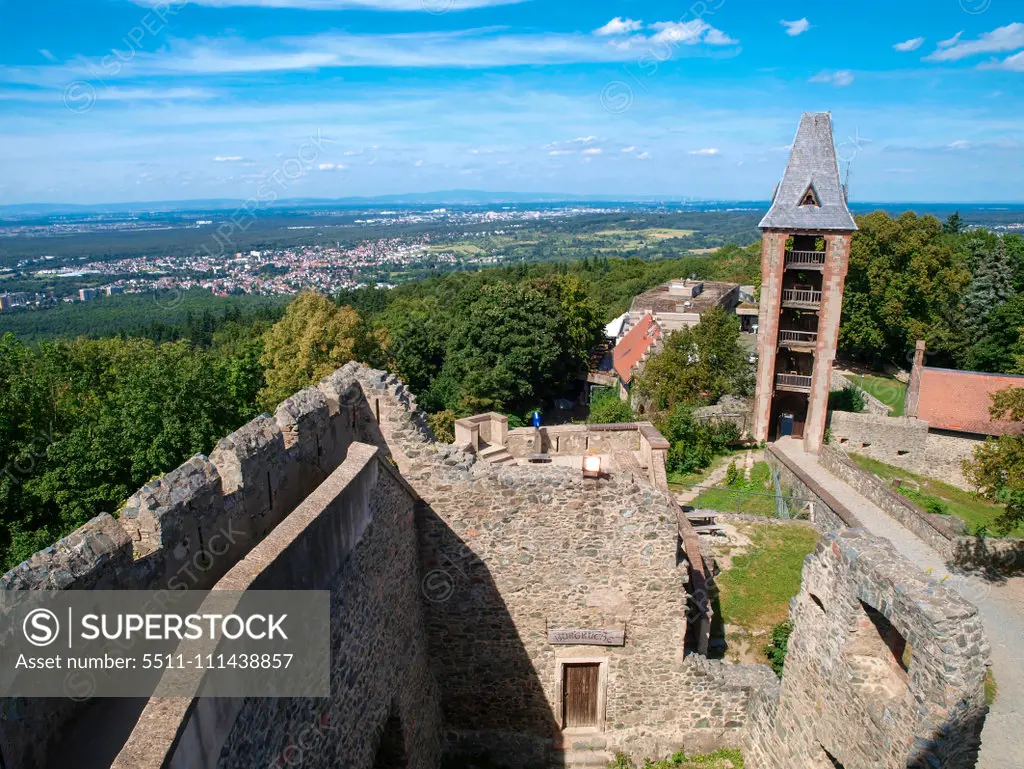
[372,710,408,769]
[555,436,560,453]
[563,663,600,728]
[266,472,273,507]
[843,600,911,701]
[861,442,871,448]
[375,398,381,425]
[821,745,845,768]
[800,185,821,207]
[897,450,909,456]
[809,593,826,612]
[839,437,848,444]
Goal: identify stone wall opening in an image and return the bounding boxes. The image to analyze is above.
[809,593,826,613]
[373,708,409,769]
[821,744,845,768]
[843,600,910,701]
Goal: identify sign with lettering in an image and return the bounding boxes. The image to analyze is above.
[547,628,624,646]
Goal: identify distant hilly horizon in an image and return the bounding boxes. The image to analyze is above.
[1,190,1023,217]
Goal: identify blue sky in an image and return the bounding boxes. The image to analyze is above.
[0,0,1022,204]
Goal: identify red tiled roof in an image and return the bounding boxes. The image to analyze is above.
[917,367,1024,436]
[613,314,660,384]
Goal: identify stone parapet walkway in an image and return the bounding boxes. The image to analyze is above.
[774,437,1024,769]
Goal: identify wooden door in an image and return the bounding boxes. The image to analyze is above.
[563,663,600,728]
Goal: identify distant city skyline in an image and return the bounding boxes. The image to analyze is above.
[1,1,1022,204]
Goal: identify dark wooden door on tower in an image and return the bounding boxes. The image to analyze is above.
[563,663,600,728]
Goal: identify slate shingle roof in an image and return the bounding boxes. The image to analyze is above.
[759,112,858,232]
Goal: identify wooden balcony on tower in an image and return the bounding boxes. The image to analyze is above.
[778,329,818,349]
[784,250,826,270]
[781,288,822,308]
[775,373,813,393]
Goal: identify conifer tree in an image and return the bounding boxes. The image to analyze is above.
[964,239,1015,338]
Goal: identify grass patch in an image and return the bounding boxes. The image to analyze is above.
[610,748,743,769]
[985,669,998,706]
[697,461,777,516]
[667,450,746,489]
[847,372,907,416]
[715,524,819,631]
[848,454,1023,537]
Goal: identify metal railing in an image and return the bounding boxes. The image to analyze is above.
[782,288,822,305]
[776,373,813,390]
[785,250,827,268]
[778,329,818,345]
[681,485,813,520]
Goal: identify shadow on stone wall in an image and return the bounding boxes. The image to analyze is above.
[417,501,563,769]
[952,535,1024,581]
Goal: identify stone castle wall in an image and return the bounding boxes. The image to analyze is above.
[113,443,443,769]
[744,529,989,769]
[828,411,984,491]
[409,452,772,764]
[0,363,415,769]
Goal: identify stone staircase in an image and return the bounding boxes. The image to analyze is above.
[478,443,517,466]
[552,736,614,769]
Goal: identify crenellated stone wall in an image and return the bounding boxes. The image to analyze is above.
[744,529,989,769]
[112,443,443,769]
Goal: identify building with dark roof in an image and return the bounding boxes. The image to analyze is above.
[753,112,858,454]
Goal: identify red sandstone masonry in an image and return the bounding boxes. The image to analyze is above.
[754,232,787,442]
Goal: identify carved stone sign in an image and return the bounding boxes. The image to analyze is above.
[547,628,624,646]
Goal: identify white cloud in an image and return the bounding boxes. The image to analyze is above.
[594,17,643,37]
[688,148,719,155]
[947,140,971,150]
[318,163,335,169]
[39,49,58,62]
[980,50,1024,72]
[938,31,963,49]
[214,155,244,161]
[781,18,810,37]
[636,152,650,160]
[582,147,601,155]
[926,23,1024,62]
[649,20,710,46]
[894,37,925,52]
[809,69,855,87]
[549,150,574,156]
[414,159,423,166]
[704,29,739,46]
[621,146,636,152]
[569,136,597,144]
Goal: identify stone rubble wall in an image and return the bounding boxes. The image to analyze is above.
[828,411,985,491]
[765,444,862,535]
[113,443,443,769]
[408,447,768,765]
[743,529,989,769]
[0,362,419,769]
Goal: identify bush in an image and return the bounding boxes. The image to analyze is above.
[899,486,949,515]
[588,387,635,424]
[661,406,740,475]
[828,385,866,413]
[725,461,740,486]
[763,620,793,678]
[428,410,456,443]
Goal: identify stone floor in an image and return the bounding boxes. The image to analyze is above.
[774,437,1024,769]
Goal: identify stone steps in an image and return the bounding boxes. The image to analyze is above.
[551,749,615,769]
[478,444,517,465]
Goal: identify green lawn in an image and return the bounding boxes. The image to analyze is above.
[847,373,908,416]
[849,454,1023,537]
[715,524,819,630]
[695,461,778,516]
[666,449,747,489]
[609,749,744,769]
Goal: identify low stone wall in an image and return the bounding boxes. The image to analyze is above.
[765,444,862,535]
[827,411,985,491]
[112,443,443,769]
[820,446,959,558]
[504,422,642,458]
[832,372,891,416]
[744,528,989,769]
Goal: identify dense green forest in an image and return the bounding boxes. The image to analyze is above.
[3,210,1024,568]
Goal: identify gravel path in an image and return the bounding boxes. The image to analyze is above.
[775,438,1024,768]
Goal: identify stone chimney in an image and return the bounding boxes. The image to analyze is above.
[904,340,926,418]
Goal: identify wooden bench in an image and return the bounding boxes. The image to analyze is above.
[685,510,719,523]
[525,453,552,463]
[690,523,726,535]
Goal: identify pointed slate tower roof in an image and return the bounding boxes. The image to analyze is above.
[759,112,857,232]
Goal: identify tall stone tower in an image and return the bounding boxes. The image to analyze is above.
[753,112,857,454]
